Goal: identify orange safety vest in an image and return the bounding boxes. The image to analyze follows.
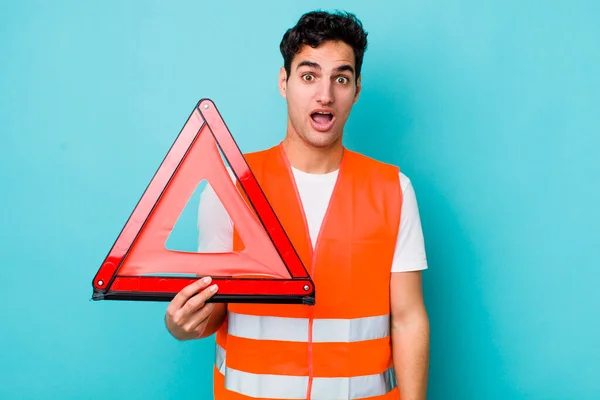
[213,143,403,399]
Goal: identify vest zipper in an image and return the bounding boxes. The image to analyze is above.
[283,165,316,400]
[278,143,346,400]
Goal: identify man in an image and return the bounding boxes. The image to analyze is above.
[165,10,430,400]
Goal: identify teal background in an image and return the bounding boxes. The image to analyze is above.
[1,0,598,399]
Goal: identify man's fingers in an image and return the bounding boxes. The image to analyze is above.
[169,276,213,310]
[182,283,219,315]
[183,302,216,335]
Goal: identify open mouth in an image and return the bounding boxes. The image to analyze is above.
[310,110,335,132]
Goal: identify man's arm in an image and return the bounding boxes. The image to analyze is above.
[390,270,430,400]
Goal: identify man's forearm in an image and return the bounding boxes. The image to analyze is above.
[391,309,430,400]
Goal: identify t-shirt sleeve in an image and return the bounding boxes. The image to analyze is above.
[196,169,235,253]
[391,172,428,273]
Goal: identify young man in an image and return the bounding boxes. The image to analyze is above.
[165,10,430,400]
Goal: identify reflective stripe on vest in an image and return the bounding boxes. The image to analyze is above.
[215,344,397,399]
[227,311,390,342]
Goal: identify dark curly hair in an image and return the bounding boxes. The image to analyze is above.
[279,10,368,83]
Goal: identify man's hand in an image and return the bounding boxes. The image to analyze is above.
[165,276,221,341]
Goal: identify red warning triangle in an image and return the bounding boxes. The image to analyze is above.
[91,98,315,305]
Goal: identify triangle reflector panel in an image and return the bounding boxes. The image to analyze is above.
[91,99,315,305]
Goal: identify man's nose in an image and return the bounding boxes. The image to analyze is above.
[317,80,334,104]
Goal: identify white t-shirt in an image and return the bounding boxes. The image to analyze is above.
[197,167,428,273]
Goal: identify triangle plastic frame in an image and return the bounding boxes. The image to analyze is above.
[91,98,315,305]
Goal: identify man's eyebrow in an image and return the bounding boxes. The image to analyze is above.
[296,61,321,70]
[334,64,355,74]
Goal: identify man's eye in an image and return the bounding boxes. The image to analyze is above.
[336,76,349,84]
[302,74,314,81]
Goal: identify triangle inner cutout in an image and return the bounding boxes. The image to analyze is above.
[91,98,315,305]
[165,179,246,255]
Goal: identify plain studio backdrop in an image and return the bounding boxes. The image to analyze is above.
[1,0,598,399]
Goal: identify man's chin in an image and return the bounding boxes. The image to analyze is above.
[304,131,341,148]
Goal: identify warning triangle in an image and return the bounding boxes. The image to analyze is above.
[91,99,315,305]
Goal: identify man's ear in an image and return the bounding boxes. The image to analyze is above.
[278,67,287,98]
[353,75,362,104]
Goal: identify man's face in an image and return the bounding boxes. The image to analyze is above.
[279,40,361,149]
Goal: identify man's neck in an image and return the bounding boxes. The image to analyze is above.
[281,135,343,174]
